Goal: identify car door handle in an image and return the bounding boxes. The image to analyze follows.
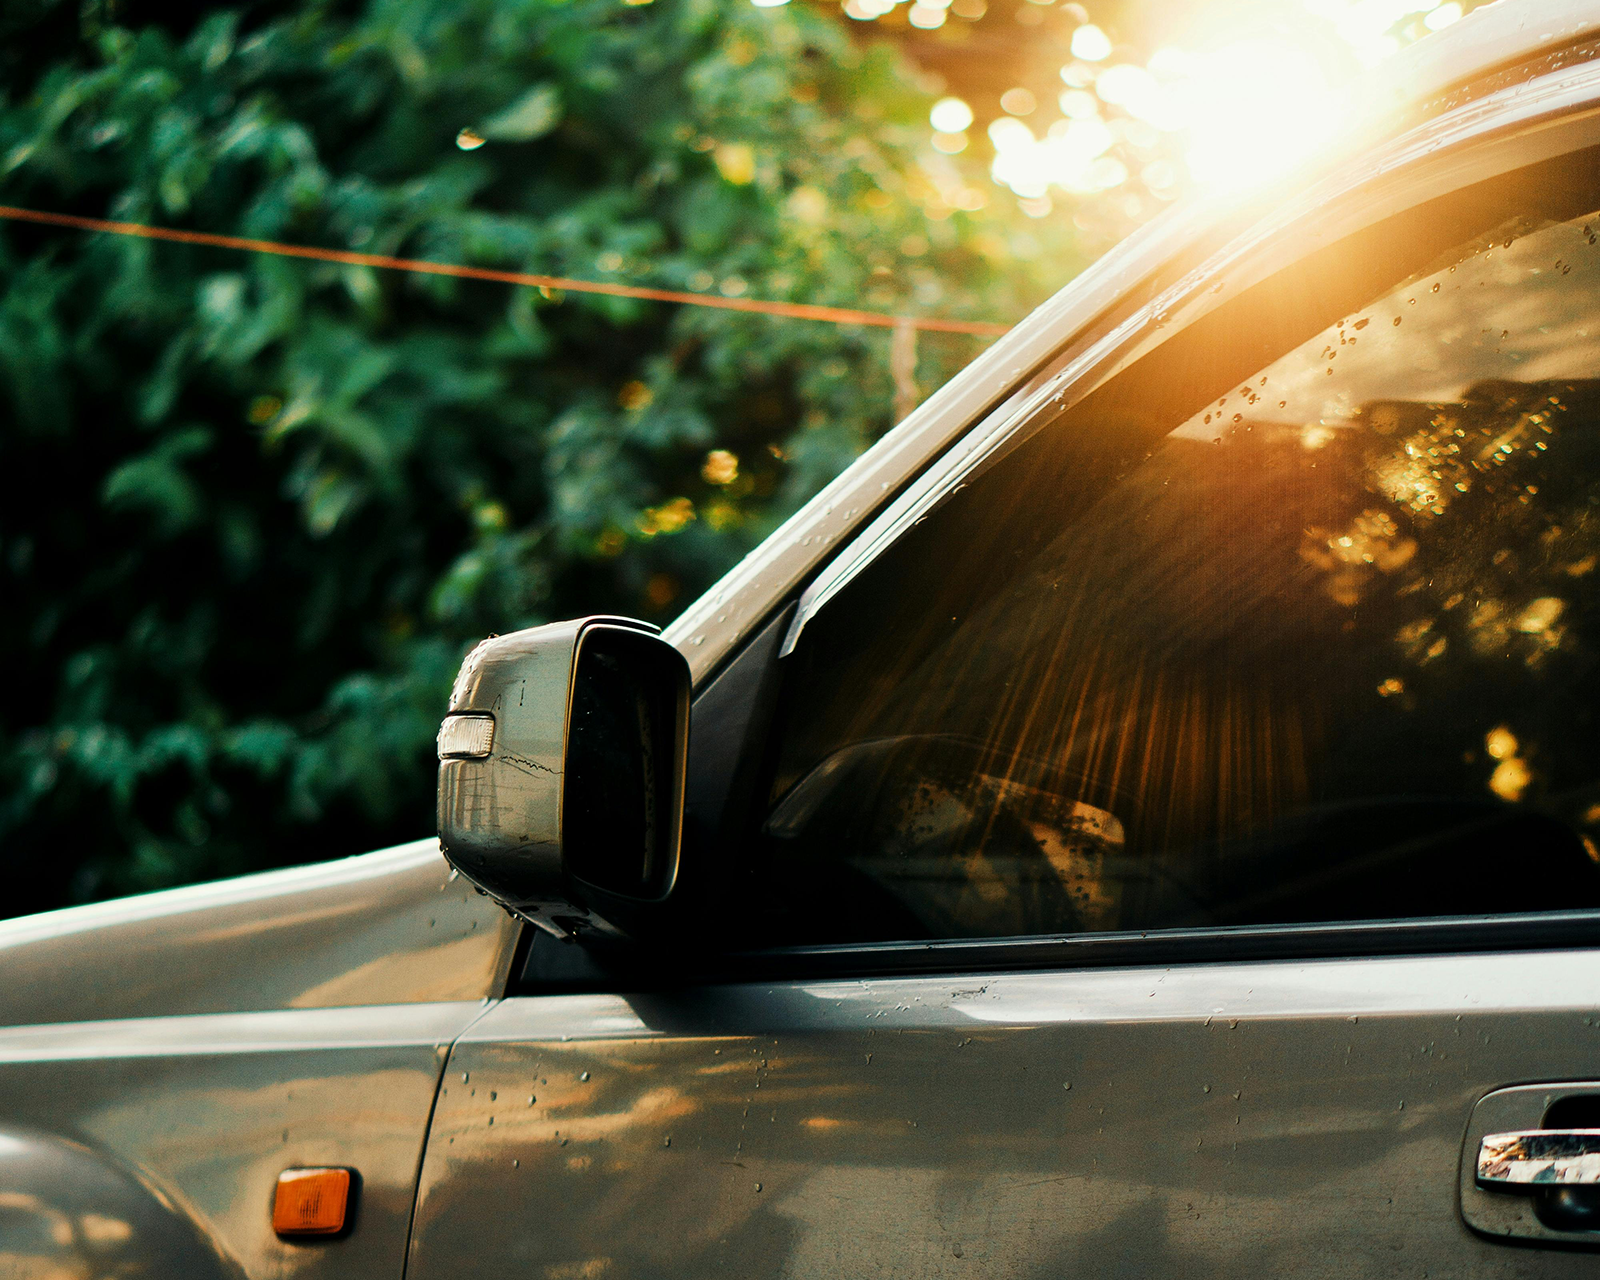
[1477,1130,1600,1187]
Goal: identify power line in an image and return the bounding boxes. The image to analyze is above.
[0,204,1011,337]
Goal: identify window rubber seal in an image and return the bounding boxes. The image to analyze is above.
[710,911,1600,982]
[508,911,1600,995]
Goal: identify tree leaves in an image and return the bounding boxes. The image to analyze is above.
[481,83,561,142]
[0,0,1083,916]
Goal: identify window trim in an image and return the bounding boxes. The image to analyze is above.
[508,911,1600,996]
[724,911,1600,981]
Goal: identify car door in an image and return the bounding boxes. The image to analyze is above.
[405,72,1600,1279]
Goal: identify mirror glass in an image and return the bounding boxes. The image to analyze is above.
[564,626,686,902]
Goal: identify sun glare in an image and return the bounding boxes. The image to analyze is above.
[983,32,1341,201]
[1169,38,1338,189]
[834,0,1480,211]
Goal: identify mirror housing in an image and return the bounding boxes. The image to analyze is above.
[436,616,690,937]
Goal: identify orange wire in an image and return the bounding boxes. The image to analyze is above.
[0,204,1011,337]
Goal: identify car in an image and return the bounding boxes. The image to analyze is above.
[10,2,1600,1275]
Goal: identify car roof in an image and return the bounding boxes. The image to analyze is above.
[666,0,1600,684]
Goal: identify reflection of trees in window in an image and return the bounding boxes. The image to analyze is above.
[941,371,1600,882]
[1296,376,1600,819]
[763,207,1600,942]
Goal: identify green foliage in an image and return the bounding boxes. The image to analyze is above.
[0,0,1087,915]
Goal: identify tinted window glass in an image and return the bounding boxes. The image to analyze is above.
[759,161,1600,944]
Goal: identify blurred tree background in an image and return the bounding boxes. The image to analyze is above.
[0,0,1483,917]
[0,0,1094,916]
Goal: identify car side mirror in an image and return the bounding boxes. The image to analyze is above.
[436,616,690,937]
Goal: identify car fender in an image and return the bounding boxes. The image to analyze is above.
[0,1126,241,1279]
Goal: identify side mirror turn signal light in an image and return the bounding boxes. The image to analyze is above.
[437,712,495,759]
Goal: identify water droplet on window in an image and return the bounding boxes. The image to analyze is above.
[580,1071,591,1082]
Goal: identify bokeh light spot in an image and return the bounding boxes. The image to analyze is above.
[930,97,974,133]
[1070,23,1113,61]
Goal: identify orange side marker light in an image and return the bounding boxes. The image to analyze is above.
[272,1167,353,1238]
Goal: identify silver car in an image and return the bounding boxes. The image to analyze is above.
[10,2,1600,1275]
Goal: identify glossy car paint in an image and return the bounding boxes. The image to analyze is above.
[409,16,1600,1276]
[0,1127,240,1278]
[0,843,516,1277]
[0,1002,490,1279]
[8,4,1600,1278]
[0,838,518,1026]
[407,951,1600,1278]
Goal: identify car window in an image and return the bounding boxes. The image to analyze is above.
[753,150,1600,946]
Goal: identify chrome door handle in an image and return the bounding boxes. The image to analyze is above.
[1477,1130,1600,1187]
